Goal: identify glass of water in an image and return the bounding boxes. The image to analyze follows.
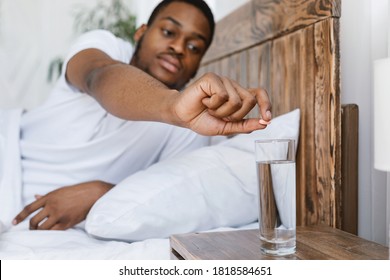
[255,139,296,256]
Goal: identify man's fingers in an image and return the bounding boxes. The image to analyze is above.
[13,199,45,225]
[37,216,59,230]
[207,77,243,117]
[199,73,229,110]
[202,76,258,120]
[249,88,272,122]
[222,80,257,120]
[29,209,49,230]
[221,118,269,135]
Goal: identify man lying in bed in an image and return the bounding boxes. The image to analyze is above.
[8,0,271,231]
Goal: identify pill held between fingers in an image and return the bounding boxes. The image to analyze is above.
[259,119,271,125]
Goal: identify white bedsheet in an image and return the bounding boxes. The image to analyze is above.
[0,220,170,260]
[0,221,258,260]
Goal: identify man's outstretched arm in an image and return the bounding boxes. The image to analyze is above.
[66,49,272,136]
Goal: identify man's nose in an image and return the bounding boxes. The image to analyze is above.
[169,37,185,55]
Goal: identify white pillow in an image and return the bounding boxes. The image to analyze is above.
[85,109,300,242]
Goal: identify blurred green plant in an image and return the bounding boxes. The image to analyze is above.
[48,0,137,82]
[73,0,136,44]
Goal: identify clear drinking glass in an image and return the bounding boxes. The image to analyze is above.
[255,139,296,256]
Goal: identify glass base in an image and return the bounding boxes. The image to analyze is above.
[260,239,296,256]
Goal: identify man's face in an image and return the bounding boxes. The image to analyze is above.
[130,2,211,90]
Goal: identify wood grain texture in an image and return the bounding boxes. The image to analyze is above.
[269,18,341,227]
[313,18,341,228]
[203,0,341,63]
[170,226,389,260]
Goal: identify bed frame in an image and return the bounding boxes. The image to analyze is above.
[196,0,358,234]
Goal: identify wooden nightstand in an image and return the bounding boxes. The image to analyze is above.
[170,225,389,260]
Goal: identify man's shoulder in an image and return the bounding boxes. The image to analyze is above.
[67,29,133,63]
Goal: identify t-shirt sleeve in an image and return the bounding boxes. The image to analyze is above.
[61,29,133,84]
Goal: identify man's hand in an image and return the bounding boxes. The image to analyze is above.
[174,73,272,136]
[12,181,113,230]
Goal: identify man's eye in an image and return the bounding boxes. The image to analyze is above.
[188,43,201,54]
[162,29,174,37]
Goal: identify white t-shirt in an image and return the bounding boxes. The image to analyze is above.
[20,30,209,205]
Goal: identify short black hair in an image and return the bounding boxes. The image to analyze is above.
[147,0,215,47]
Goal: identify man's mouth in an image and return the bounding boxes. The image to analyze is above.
[158,54,181,74]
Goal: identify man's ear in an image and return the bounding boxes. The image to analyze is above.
[133,24,148,43]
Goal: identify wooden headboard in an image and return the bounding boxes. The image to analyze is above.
[196,0,358,233]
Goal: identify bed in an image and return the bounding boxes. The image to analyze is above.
[0,0,357,260]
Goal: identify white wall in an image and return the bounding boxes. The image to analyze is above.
[341,0,389,245]
[0,0,132,109]
[0,0,388,245]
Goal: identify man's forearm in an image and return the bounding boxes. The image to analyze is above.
[85,63,181,125]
